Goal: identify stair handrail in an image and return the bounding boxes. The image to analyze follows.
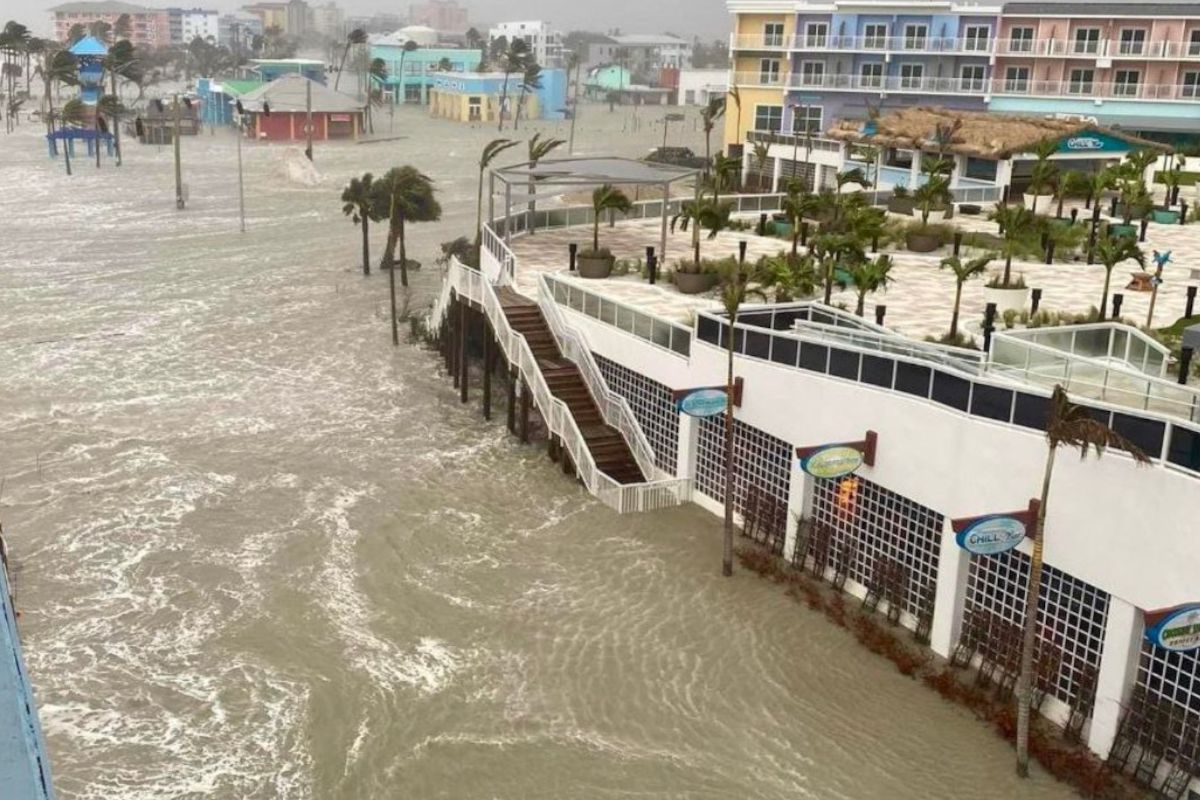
[426,263,455,331]
[536,274,663,482]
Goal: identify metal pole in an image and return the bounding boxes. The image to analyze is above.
[567,61,580,155]
[304,79,313,162]
[660,181,669,263]
[236,116,246,233]
[173,94,184,210]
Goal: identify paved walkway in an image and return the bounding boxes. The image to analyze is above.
[509,207,1200,343]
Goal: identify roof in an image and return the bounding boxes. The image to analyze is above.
[238,73,362,113]
[1003,0,1198,12]
[211,79,261,96]
[68,35,109,56]
[493,157,697,187]
[826,106,1168,159]
[610,34,689,46]
[249,58,324,66]
[50,0,148,11]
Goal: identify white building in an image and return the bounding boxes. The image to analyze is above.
[610,33,692,71]
[180,8,219,44]
[677,68,727,105]
[218,12,262,51]
[310,1,343,38]
[488,20,564,68]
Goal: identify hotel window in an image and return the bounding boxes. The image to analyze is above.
[764,22,784,47]
[799,61,825,86]
[904,23,928,50]
[899,63,924,88]
[863,23,887,49]
[1004,65,1030,92]
[859,62,884,88]
[791,104,822,134]
[1118,28,1146,55]
[754,104,783,132]
[806,22,828,48]
[959,64,986,91]
[964,25,990,52]
[760,58,781,84]
[1073,27,1100,54]
[1068,68,1095,94]
[1183,72,1200,99]
[1114,69,1140,97]
[1189,29,1200,56]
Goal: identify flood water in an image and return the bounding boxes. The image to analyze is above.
[0,105,1076,799]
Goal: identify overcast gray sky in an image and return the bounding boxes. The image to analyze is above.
[7,0,730,39]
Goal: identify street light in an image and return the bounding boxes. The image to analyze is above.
[155,95,192,210]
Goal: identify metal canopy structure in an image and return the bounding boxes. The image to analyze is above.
[489,157,699,262]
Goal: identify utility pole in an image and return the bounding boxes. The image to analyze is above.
[304,79,313,161]
[567,59,580,154]
[235,105,246,233]
[174,94,185,210]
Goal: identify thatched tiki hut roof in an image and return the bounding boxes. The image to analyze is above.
[826,107,1170,159]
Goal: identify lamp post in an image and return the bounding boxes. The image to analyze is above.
[234,99,248,232]
[156,95,189,210]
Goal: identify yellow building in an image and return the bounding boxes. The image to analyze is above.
[724,8,796,152]
[427,72,562,124]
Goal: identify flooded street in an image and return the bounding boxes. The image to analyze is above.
[0,106,1076,799]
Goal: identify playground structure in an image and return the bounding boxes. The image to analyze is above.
[46,35,114,161]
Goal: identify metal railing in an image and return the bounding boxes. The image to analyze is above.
[745,130,843,153]
[481,224,516,283]
[546,273,693,357]
[447,256,690,513]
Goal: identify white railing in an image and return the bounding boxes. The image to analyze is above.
[481,224,516,284]
[427,265,455,332]
[546,274,693,357]
[746,130,842,153]
[990,78,1200,102]
[538,276,663,483]
[446,256,691,514]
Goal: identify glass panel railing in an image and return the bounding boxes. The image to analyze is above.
[546,274,691,357]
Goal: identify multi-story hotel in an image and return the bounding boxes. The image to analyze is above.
[49,0,171,47]
[726,0,1200,157]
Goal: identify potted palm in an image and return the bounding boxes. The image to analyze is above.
[905,174,951,252]
[985,203,1035,311]
[578,184,633,278]
[1094,235,1145,319]
[1153,170,1183,223]
[673,258,721,294]
[1111,180,1151,238]
[1022,139,1059,213]
[847,254,893,316]
[940,253,993,339]
[673,197,730,294]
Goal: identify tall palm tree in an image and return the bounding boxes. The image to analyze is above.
[496,38,528,131]
[700,96,725,178]
[750,141,770,192]
[566,50,581,154]
[1085,167,1115,210]
[394,40,417,105]
[711,152,740,205]
[95,93,123,167]
[726,86,743,150]
[1015,386,1150,777]
[939,254,992,338]
[476,138,519,244]
[848,254,893,316]
[372,166,442,344]
[1095,235,1145,319]
[333,27,366,91]
[588,184,633,254]
[988,203,1037,286]
[104,39,138,165]
[59,97,85,176]
[366,56,387,132]
[513,60,541,131]
[88,20,113,42]
[341,172,380,276]
[780,182,819,255]
[526,132,565,232]
[714,256,766,577]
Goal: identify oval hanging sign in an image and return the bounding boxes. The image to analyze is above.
[678,388,728,418]
[1146,604,1200,652]
[955,516,1026,556]
[800,446,864,480]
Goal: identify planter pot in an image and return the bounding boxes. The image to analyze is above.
[1113,202,1149,221]
[674,271,718,295]
[888,198,915,215]
[905,230,941,253]
[1108,223,1138,239]
[1152,209,1181,224]
[910,207,949,223]
[577,253,615,279]
[984,285,1030,313]
[771,221,793,238]
[1024,193,1053,212]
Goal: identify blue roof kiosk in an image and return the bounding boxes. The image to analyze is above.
[46,36,114,160]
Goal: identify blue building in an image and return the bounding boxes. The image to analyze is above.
[249,58,326,84]
[368,42,482,104]
[427,70,568,123]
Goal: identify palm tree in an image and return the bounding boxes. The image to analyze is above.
[95,93,123,167]
[66,24,86,45]
[714,256,767,577]
[497,38,528,131]
[59,97,85,176]
[40,47,75,142]
[711,152,740,205]
[700,96,725,178]
[526,132,565,232]
[104,39,138,165]
[848,254,893,316]
[475,138,520,244]
[333,27,366,91]
[764,251,817,302]
[437,57,452,72]
[751,141,770,192]
[1024,138,1059,213]
[513,60,542,130]
[394,40,417,105]
[587,184,633,255]
[366,56,387,132]
[1085,166,1115,210]
[940,254,993,338]
[988,203,1037,287]
[1015,386,1150,777]
[1054,171,1089,218]
[88,20,113,43]
[780,182,819,255]
[113,13,132,40]
[812,233,863,305]
[1095,235,1145,319]
[834,167,869,218]
[341,172,380,276]
[727,86,742,149]
[372,167,442,345]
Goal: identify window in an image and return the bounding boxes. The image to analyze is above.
[1183,72,1200,99]
[964,25,990,52]
[760,58,781,84]
[900,63,924,89]
[764,22,784,47]
[467,96,481,121]
[1004,65,1030,92]
[1114,69,1140,97]
[799,60,825,86]
[960,64,986,91]
[754,104,783,132]
[1190,29,1200,57]
[1073,27,1100,54]
[904,24,928,50]
[791,104,822,134]
[594,355,679,474]
[806,22,828,48]
[863,23,887,49]
[1118,28,1146,55]
[696,416,790,517]
[1068,68,1095,94]
[859,62,884,88]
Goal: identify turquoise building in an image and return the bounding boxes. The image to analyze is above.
[368,43,482,104]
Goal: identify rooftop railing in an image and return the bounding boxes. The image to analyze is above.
[546,273,693,358]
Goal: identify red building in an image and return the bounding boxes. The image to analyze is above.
[239,74,364,141]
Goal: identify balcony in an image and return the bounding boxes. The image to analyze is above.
[746,130,842,153]
[990,78,1200,102]
[732,32,994,55]
[995,37,1200,60]
[783,73,991,96]
[729,33,789,51]
[730,71,787,88]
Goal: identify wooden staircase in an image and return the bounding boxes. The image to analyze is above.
[497,287,646,485]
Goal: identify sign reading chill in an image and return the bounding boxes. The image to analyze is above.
[951,499,1040,557]
[677,388,727,418]
[1145,604,1200,652]
[796,431,878,479]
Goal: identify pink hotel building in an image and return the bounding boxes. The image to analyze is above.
[50,1,171,48]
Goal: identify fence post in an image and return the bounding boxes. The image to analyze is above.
[875,304,886,326]
[738,240,748,264]
[1186,285,1197,319]
[982,302,997,353]
[1112,293,1125,319]
[1139,218,1149,242]
[1031,288,1042,314]
[758,212,768,236]
[1179,347,1194,386]
[952,231,962,256]
[569,243,578,272]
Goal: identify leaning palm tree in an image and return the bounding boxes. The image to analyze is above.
[525,132,565,232]
[700,96,725,178]
[95,93,123,168]
[780,182,820,255]
[1094,235,1145,319]
[341,172,379,276]
[496,38,528,131]
[587,184,634,256]
[372,166,442,345]
[475,138,520,244]
[512,60,541,130]
[104,39,139,166]
[394,40,417,104]
[988,203,1037,287]
[711,152,740,205]
[714,256,767,577]
[751,141,770,192]
[1015,386,1150,777]
[333,27,366,91]
[58,96,86,176]
[727,86,743,149]
[848,254,893,316]
[940,254,993,338]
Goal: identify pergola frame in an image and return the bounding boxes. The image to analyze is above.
[489,157,700,262]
